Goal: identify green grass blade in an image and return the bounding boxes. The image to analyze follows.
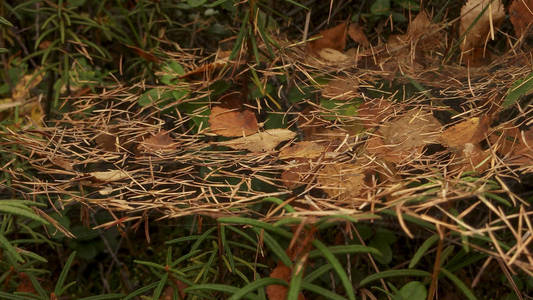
[152,273,168,299]
[254,228,292,267]
[409,234,439,268]
[287,258,305,300]
[308,244,381,258]
[123,282,159,300]
[0,202,49,225]
[312,240,355,300]
[228,278,287,300]
[54,251,76,296]
[0,233,24,262]
[301,282,347,300]
[440,268,477,300]
[219,217,292,239]
[304,264,332,283]
[359,269,431,286]
[261,197,295,213]
[78,294,125,300]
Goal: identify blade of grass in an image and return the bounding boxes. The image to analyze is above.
[253,228,292,267]
[308,244,381,258]
[54,251,76,296]
[228,278,287,300]
[312,240,355,300]
[359,269,431,286]
[440,268,478,300]
[409,235,439,268]
[301,282,347,300]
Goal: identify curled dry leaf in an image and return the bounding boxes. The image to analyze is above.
[348,23,370,47]
[138,130,176,152]
[307,22,347,55]
[208,106,259,137]
[317,163,367,202]
[372,110,441,163]
[321,76,359,100]
[317,48,349,62]
[459,0,505,65]
[279,141,326,160]
[216,129,296,152]
[509,0,533,38]
[89,169,130,182]
[180,49,242,80]
[440,116,490,148]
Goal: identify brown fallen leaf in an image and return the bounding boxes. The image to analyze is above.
[357,98,395,128]
[279,141,327,160]
[384,12,444,72]
[16,273,36,295]
[308,22,347,55]
[216,129,296,152]
[138,130,176,152]
[449,142,491,173]
[459,0,505,66]
[440,116,490,148]
[96,132,118,152]
[375,110,442,163]
[209,106,259,137]
[321,76,359,100]
[317,163,367,201]
[89,170,130,182]
[266,263,305,300]
[347,23,370,47]
[126,44,161,64]
[509,0,533,38]
[280,161,312,189]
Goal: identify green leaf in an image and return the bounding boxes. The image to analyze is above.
[165,61,185,75]
[312,240,355,300]
[0,48,7,54]
[398,281,427,300]
[503,71,533,108]
[187,0,207,7]
[138,88,160,107]
[409,234,439,268]
[360,269,431,286]
[440,268,478,300]
[392,0,420,10]
[369,237,392,265]
[78,294,125,300]
[371,0,391,16]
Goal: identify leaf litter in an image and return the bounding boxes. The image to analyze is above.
[3,5,533,276]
